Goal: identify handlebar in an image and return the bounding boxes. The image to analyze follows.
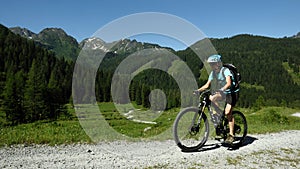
[193,89,211,96]
[193,89,211,106]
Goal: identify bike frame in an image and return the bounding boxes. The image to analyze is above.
[197,90,225,128]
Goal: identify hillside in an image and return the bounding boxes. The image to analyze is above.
[10,27,79,60]
[1,23,300,125]
[209,35,300,107]
[0,24,73,125]
[78,34,300,108]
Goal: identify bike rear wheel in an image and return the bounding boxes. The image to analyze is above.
[173,107,209,152]
[229,111,247,146]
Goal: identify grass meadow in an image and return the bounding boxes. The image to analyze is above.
[0,102,299,146]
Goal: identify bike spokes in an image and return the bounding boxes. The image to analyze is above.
[231,111,247,145]
[173,108,209,151]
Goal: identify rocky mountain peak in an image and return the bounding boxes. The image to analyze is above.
[80,37,108,52]
[9,27,37,39]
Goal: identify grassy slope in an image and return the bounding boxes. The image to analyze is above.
[241,106,300,134]
[0,103,299,146]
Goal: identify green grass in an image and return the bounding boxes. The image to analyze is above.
[241,106,300,134]
[0,103,299,146]
[98,102,178,140]
[0,120,91,146]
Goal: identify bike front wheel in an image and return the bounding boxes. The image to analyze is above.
[173,107,209,152]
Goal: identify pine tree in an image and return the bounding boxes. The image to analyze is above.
[141,84,150,108]
[135,82,142,105]
[2,72,17,124]
[2,71,26,124]
[24,59,49,122]
[47,67,63,119]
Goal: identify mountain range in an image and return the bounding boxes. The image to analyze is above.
[1,23,299,125]
[9,27,174,61]
[5,25,300,105]
[10,26,300,61]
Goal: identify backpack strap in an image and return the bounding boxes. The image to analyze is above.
[221,67,236,91]
[221,67,226,80]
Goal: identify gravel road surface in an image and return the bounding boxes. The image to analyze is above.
[1,130,299,168]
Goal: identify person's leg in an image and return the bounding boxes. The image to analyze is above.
[224,93,237,144]
[209,92,222,107]
[209,93,225,127]
[225,103,234,136]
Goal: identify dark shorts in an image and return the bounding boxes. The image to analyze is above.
[226,92,239,106]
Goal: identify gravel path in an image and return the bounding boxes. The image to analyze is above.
[1,130,299,169]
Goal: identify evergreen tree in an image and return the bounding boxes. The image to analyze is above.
[135,82,142,105]
[47,66,64,119]
[2,71,26,124]
[24,59,49,122]
[141,84,150,108]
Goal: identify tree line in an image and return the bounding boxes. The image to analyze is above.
[0,24,299,125]
[0,25,73,125]
[211,35,300,108]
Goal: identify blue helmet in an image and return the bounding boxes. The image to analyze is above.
[207,54,222,63]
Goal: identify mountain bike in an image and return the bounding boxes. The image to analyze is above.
[173,90,247,152]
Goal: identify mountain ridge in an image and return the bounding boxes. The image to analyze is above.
[9,26,300,60]
[10,26,79,60]
[1,23,299,125]
[9,26,175,60]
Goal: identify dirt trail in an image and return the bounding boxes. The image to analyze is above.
[1,130,299,168]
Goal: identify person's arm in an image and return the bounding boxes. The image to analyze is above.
[198,80,211,92]
[198,71,213,92]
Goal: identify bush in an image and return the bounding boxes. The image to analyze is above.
[261,109,289,124]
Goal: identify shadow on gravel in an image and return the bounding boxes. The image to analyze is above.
[181,144,221,153]
[199,144,221,152]
[243,135,258,146]
[224,135,258,151]
[182,136,258,153]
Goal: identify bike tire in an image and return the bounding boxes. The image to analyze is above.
[173,107,209,152]
[231,111,248,146]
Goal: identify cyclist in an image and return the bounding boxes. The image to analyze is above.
[197,54,239,144]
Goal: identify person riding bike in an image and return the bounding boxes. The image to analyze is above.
[197,54,239,144]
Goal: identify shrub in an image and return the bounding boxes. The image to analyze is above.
[261,109,289,124]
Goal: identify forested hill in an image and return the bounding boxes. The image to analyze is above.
[0,23,299,125]
[209,35,300,107]
[0,24,73,124]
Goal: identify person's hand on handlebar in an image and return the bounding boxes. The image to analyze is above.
[193,90,200,95]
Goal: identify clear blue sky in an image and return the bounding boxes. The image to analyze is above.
[1,0,299,50]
